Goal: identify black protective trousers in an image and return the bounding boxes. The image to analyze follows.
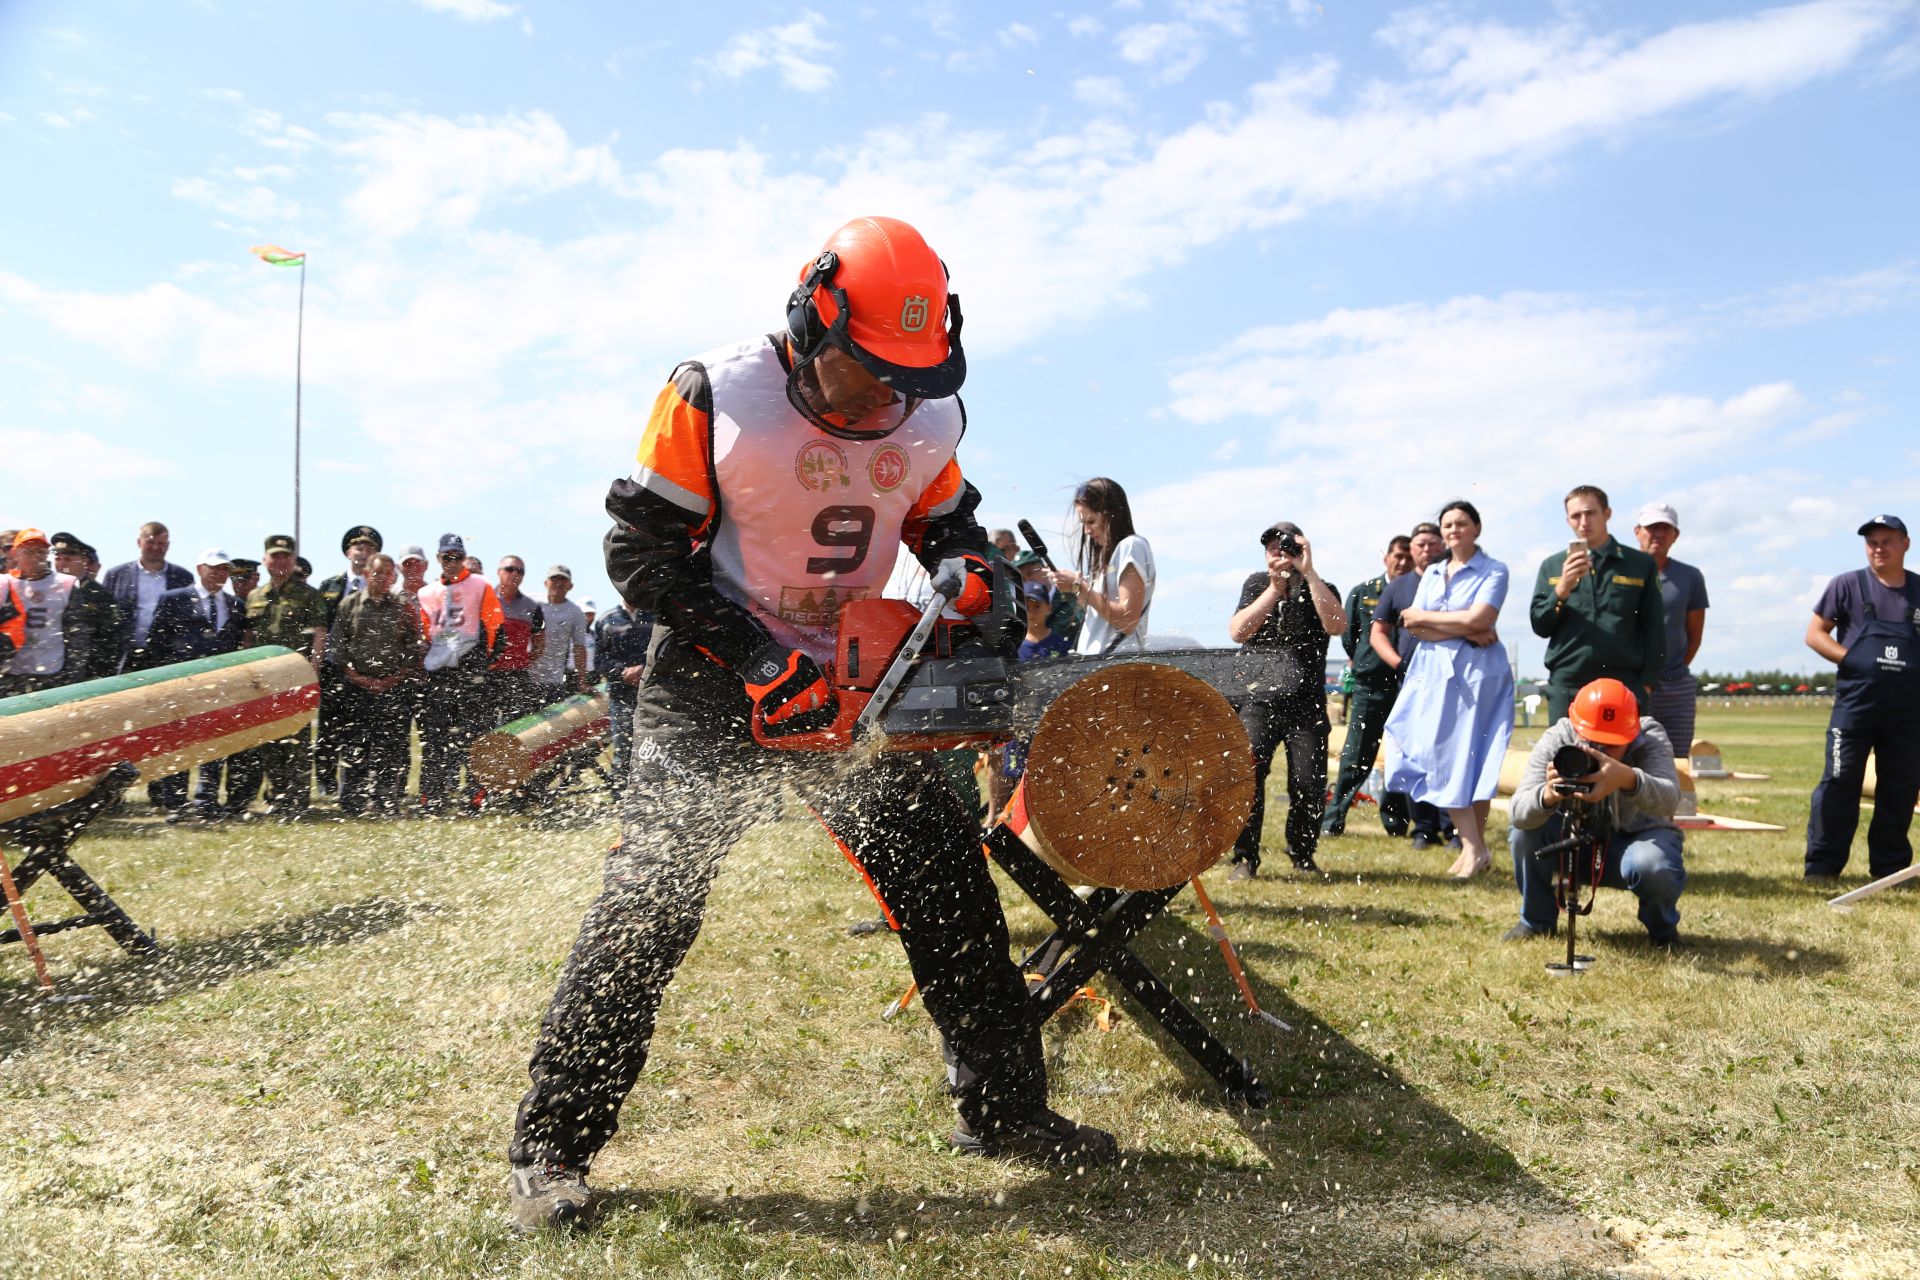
[1231,694,1329,869]
[509,658,1046,1171]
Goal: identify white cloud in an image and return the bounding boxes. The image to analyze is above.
[1735,261,1920,326]
[999,22,1040,47]
[1132,291,1831,663]
[0,429,174,495]
[172,175,302,226]
[413,0,518,21]
[1073,75,1132,111]
[330,110,621,237]
[40,112,72,129]
[1175,0,1253,36]
[700,12,837,93]
[1115,22,1207,84]
[1067,15,1104,39]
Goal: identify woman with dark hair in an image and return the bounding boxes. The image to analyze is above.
[1383,499,1514,878]
[1049,477,1154,655]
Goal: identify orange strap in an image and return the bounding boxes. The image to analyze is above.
[0,838,54,994]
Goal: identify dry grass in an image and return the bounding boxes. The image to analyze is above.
[2,702,1917,1278]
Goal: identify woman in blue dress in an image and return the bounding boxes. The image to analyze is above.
[1383,499,1514,879]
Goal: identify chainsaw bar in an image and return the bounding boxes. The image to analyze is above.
[874,645,1317,743]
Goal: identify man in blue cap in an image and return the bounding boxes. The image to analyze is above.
[1804,514,1919,882]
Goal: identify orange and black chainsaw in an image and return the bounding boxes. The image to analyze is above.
[750,572,1313,753]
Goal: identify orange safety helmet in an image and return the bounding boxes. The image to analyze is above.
[1569,678,1641,746]
[785,217,965,416]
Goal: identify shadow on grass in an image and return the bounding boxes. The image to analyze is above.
[1684,868,1831,900]
[0,896,434,1051]
[1586,926,1845,978]
[1225,900,1441,929]
[584,912,1579,1278]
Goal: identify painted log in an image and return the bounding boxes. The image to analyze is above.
[469,693,609,791]
[0,647,318,823]
[1007,663,1254,890]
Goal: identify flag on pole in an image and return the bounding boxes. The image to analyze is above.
[250,244,306,267]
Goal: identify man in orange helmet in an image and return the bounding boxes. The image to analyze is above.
[1503,677,1688,949]
[506,217,1111,1232]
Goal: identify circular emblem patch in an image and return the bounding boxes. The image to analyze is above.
[795,440,850,492]
[869,444,910,493]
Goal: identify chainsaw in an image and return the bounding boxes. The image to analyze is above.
[751,562,1316,752]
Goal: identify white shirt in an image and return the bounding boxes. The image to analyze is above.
[1073,534,1155,656]
[528,599,588,686]
[193,582,229,633]
[132,564,168,646]
[13,571,76,675]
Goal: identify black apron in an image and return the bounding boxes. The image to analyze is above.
[1833,569,1920,728]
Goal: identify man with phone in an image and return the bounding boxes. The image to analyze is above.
[1530,485,1666,722]
[1503,678,1687,948]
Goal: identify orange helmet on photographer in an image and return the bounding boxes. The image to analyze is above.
[1569,678,1641,746]
[784,217,965,438]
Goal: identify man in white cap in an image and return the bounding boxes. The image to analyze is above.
[1633,502,1710,757]
[147,547,246,818]
[527,565,592,707]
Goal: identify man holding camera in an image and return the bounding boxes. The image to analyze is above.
[1531,485,1665,722]
[1504,678,1687,948]
[1226,520,1345,878]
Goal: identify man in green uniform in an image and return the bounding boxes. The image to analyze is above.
[245,534,328,820]
[314,525,383,797]
[1530,485,1665,722]
[1322,535,1413,837]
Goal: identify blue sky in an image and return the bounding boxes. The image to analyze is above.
[3,0,1916,673]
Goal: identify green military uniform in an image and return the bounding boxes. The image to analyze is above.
[1323,574,1411,836]
[246,536,327,817]
[312,525,382,797]
[1529,536,1665,721]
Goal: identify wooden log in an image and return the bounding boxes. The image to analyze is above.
[0,648,318,824]
[1012,663,1254,890]
[469,693,609,791]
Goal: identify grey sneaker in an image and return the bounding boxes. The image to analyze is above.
[951,1108,1119,1167]
[507,1161,592,1232]
[1226,861,1256,882]
[1501,922,1555,942]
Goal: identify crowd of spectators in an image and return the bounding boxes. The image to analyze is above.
[0,521,649,821]
[2,490,1911,945]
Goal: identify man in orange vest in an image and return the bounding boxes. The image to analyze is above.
[507,217,1113,1233]
[416,533,503,814]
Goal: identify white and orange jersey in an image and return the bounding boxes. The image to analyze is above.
[630,335,969,659]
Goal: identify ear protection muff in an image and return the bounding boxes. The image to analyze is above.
[785,250,841,355]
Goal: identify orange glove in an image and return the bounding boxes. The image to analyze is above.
[741,643,838,736]
[934,554,994,617]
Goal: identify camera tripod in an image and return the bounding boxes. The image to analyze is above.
[1536,805,1607,977]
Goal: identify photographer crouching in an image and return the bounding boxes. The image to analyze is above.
[1504,678,1688,950]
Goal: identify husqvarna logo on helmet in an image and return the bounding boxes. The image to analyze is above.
[899,295,930,332]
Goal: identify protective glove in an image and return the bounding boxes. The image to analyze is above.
[741,642,839,736]
[932,553,994,617]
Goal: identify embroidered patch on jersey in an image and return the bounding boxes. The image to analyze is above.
[795,440,851,492]
[1612,575,1646,587]
[900,295,929,332]
[779,584,870,630]
[869,443,910,493]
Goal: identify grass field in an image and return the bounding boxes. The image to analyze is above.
[3,701,1917,1278]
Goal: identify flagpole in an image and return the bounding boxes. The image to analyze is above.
[294,256,305,552]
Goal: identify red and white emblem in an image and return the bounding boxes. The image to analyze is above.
[869,443,910,492]
[795,439,850,492]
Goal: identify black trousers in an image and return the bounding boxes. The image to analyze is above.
[196,748,264,816]
[1232,695,1329,869]
[313,666,348,795]
[338,683,412,815]
[259,725,312,815]
[1323,681,1409,835]
[1806,717,1920,879]
[419,666,493,804]
[510,659,1046,1170]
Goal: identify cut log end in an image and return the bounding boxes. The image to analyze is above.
[1021,663,1254,889]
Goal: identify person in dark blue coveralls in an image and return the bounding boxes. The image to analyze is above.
[1803,514,1920,882]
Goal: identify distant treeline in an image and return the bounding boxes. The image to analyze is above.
[1694,670,1833,695]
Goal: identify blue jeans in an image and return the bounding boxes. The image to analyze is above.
[1511,816,1686,940]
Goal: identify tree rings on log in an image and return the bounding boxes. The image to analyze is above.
[1019,662,1255,889]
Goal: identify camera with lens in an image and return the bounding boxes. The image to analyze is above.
[1551,743,1598,797]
